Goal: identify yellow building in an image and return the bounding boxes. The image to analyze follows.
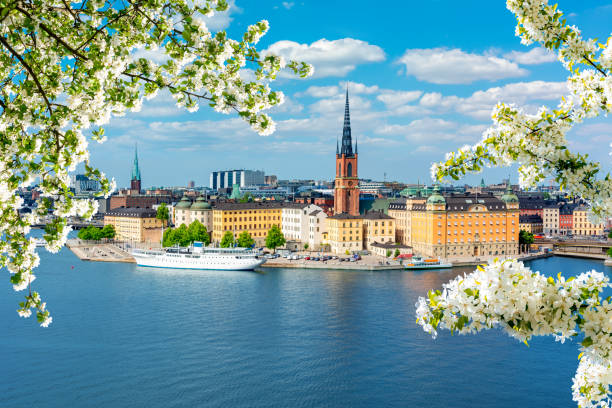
[104,207,163,243]
[572,206,605,236]
[396,185,519,258]
[388,199,407,245]
[519,215,543,234]
[362,211,396,250]
[212,201,284,245]
[326,214,363,254]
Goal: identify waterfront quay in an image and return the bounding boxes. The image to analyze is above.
[66,239,135,263]
[66,240,554,270]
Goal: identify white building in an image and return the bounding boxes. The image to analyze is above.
[307,209,327,250]
[172,196,213,231]
[281,204,326,246]
[210,169,265,190]
[359,180,392,196]
[543,205,560,236]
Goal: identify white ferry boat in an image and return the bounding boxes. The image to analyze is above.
[131,242,265,271]
[404,256,452,270]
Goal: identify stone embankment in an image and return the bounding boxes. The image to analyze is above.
[66,240,135,263]
[263,255,403,271]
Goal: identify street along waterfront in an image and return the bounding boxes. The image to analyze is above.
[1,249,609,407]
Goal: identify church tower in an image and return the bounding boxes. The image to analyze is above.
[130,145,142,195]
[334,88,360,216]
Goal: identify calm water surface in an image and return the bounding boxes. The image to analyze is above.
[1,246,610,408]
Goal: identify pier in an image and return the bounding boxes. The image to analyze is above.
[66,240,135,263]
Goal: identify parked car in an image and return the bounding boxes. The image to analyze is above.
[304,256,310,260]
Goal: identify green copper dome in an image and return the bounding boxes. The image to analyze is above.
[191,196,211,210]
[176,196,192,209]
[501,185,519,203]
[427,185,446,205]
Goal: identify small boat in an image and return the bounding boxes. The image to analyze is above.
[404,256,452,270]
[131,241,265,271]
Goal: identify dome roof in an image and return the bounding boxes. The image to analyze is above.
[191,196,212,210]
[501,185,519,203]
[175,196,192,209]
[427,185,446,205]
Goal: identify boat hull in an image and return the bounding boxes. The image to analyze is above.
[132,252,265,271]
[404,263,453,270]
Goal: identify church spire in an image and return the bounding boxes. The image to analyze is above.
[336,135,339,155]
[340,86,353,156]
[131,144,141,181]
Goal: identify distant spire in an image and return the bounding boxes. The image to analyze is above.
[131,143,141,181]
[355,133,358,154]
[340,86,353,156]
[336,135,339,155]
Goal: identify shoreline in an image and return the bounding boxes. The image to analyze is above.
[65,241,610,270]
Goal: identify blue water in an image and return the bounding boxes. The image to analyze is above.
[1,248,610,408]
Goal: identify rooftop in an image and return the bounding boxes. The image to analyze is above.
[106,207,157,218]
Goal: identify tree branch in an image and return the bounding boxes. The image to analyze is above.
[0,36,53,114]
[582,54,608,77]
[121,71,213,101]
[15,6,88,60]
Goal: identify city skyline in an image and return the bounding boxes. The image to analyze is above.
[86,1,612,188]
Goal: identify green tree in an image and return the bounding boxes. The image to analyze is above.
[519,229,535,252]
[265,225,285,253]
[174,224,191,247]
[156,203,169,226]
[236,231,255,248]
[0,1,312,325]
[394,249,400,257]
[78,225,103,241]
[188,220,210,245]
[162,228,177,248]
[607,247,612,257]
[100,225,116,240]
[220,231,235,248]
[304,243,309,251]
[239,193,254,203]
[608,230,612,239]
[386,250,392,258]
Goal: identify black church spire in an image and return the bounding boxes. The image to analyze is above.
[340,87,354,156]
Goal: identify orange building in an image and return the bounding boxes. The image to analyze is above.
[334,89,360,216]
[394,185,520,258]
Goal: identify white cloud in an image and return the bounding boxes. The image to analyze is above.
[376,118,486,144]
[264,38,386,78]
[298,82,379,98]
[456,80,567,119]
[504,47,557,65]
[377,90,423,108]
[393,81,568,120]
[268,96,304,114]
[298,85,340,98]
[201,0,241,31]
[282,1,294,9]
[398,47,528,84]
[341,81,380,94]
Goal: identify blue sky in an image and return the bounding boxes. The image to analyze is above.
[90,1,612,189]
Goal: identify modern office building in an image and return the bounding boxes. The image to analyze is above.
[71,174,100,195]
[209,169,265,190]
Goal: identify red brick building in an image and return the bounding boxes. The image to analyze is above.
[334,89,360,216]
